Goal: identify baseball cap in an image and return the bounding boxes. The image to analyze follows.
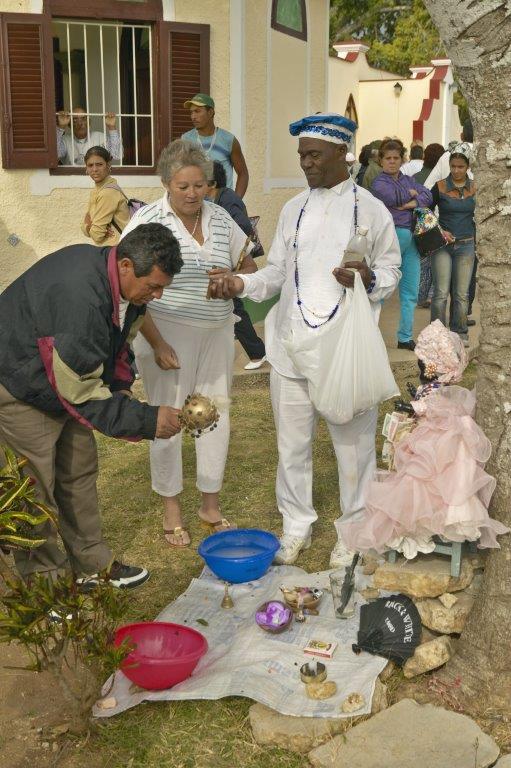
[183,93,215,109]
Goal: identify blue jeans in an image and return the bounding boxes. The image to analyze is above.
[396,227,420,342]
[431,240,475,335]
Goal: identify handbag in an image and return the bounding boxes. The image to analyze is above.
[413,207,446,257]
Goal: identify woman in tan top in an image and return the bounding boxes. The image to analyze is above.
[81,146,130,245]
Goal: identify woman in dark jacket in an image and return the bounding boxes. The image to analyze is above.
[207,162,266,369]
[429,144,476,346]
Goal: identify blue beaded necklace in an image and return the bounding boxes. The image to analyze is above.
[293,182,358,329]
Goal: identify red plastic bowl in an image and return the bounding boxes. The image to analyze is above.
[114,622,208,691]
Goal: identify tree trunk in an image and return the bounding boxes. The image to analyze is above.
[423,0,511,707]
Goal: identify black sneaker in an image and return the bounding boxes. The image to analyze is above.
[397,340,416,351]
[77,560,150,590]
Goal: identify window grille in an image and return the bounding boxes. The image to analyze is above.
[52,19,154,167]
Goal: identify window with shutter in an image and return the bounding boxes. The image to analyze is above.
[0,14,56,169]
[158,22,210,146]
[0,7,209,171]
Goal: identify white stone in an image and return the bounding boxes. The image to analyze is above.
[439,592,458,608]
[495,756,511,766]
[416,592,475,634]
[403,635,453,678]
[373,555,473,598]
[308,699,500,768]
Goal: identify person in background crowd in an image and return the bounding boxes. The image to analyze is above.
[81,146,129,246]
[371,139,432,351]
[415,143,446,307]
[0,224,183,588]
[401,143,424,176]
[414,142,444,185]
[430,144,476,347]
[182,94,249,198]
[345,151,357,177]
[120,140,257,549]
[206,161,266,370]
[57,107,122,165]
[207,113,401,569]
[355,144,371,185]
[425,119,473,189]
[361,140,383,190]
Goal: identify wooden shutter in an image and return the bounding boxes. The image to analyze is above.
[0,13,56,169]
[157,22,210,151]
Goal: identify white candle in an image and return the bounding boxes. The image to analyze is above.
[310,660,318,676]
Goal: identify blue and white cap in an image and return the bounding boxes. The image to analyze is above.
[289,112,357,145]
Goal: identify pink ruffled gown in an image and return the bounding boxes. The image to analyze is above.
[341,385,509,558]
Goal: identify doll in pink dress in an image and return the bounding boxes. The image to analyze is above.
[341,320,509,558]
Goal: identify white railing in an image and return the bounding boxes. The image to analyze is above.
[53,19,153,167]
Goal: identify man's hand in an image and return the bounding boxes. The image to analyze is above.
[154,342,180,370]
[57,111,70,129]
[207,269,244,299]
[155,406,182,438]
[105,112,117,131]
[333,260,372,289]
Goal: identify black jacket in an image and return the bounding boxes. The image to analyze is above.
[0,244,158,440]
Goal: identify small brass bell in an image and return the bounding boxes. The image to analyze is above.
[221,582,234,609]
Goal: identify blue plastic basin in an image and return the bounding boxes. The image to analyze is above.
[198,529,279,584]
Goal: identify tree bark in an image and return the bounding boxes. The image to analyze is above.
[423,0,511,707]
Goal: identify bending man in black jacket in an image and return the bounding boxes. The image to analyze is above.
[0,223,183,588]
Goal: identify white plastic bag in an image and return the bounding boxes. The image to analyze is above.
[283,272,399,424]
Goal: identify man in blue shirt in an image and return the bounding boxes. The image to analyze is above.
[182,93,249,198]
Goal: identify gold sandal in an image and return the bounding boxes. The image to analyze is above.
[163,526,190,547]
[199,517,237,534]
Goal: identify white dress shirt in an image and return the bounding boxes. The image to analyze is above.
[400,159,423,177]
[240,178,401,378]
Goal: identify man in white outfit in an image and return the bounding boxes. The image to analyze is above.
[208,113,401,566]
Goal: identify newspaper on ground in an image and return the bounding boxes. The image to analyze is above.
[94,565,387,719]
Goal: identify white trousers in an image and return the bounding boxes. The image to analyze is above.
[133,314,234,497]
[270,368,377,539]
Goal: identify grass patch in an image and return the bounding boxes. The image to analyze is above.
[65,363,477,767]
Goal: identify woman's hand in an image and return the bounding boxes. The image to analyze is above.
[408,188,418,198]
[442,229,456,244]
[154,342,180,370]
[397,199,418,210]
[207,269,244,299]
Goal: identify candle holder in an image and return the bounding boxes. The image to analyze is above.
[300,660,327,685]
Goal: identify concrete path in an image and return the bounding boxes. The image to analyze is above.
[234,292,480,376]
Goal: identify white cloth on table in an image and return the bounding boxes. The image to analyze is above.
[271,369,378,537]
[133,312,234,497]
[240,178,401,379]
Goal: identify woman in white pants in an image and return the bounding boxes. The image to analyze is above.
[120,140,255,547]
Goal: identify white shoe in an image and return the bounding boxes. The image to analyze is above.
[330,538,357,569]
[273,533,311,565]
[244,355,267,370]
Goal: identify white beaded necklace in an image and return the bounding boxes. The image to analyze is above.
[195,127,218,157]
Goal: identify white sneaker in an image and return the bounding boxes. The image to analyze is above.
[330,538,357,569]
[273,533,311,565]
[244,355,267,370]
